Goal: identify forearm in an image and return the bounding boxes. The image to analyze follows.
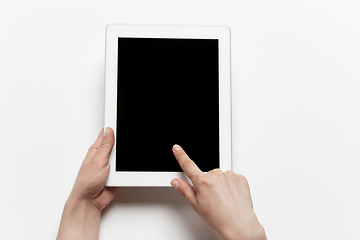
[57,196,101,240]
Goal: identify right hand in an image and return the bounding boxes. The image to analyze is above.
[171,144,267,240]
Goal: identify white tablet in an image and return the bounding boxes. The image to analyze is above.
[104,24,231,186]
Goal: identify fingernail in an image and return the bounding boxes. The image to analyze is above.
[173,144,180,152]
[105,127,110,137]
[171,180,179,189]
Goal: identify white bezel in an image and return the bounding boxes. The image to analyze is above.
[104,24,232,186]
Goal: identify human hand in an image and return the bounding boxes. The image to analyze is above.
[69,127,119,210]
[57,128,119,240]
[171,145,267,240]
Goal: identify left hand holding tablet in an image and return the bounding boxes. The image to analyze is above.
[57,128,119,240]
[69,127,119,211]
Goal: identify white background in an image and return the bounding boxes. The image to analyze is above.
[0,0,359,239]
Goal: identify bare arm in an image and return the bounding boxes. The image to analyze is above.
[171,144,267,240]
[56,128,119,240]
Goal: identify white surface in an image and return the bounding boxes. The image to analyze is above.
[0,0,360,239]
[105,24,232,186]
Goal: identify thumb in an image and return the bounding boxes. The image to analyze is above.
[93,127,115,166]
[171,178,197,208]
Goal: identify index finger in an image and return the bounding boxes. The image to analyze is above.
[172,144,202,180]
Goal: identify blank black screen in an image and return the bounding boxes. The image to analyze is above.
[116,37,219,172]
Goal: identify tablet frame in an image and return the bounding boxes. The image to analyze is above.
[105,24,232,186]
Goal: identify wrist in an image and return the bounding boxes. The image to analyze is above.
[220,223,267,240]
[65,195,101,217]
[66,192,98,210]
[57,196,101,240]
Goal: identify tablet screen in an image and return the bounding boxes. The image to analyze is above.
[116,37,219,172]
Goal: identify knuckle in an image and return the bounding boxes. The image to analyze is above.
[181,187,190,198]
[237,174,249,186]
[225,170,236,177]
[212,168,223,173]
[237,173,246,181]
[209,168,224,177]
[225,169,234,174]
[99,139,111,149]
[88,144,98,152]
[224,170,236,181]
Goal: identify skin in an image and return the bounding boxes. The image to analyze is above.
[171,145,267,240]
[57,128,267,240]
[56,128,119,240]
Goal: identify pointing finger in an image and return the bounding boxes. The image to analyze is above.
[172,144,202,181]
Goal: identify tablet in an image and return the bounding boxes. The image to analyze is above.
[104,24,232,186]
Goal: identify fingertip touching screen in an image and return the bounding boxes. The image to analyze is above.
[116,38,219,172]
